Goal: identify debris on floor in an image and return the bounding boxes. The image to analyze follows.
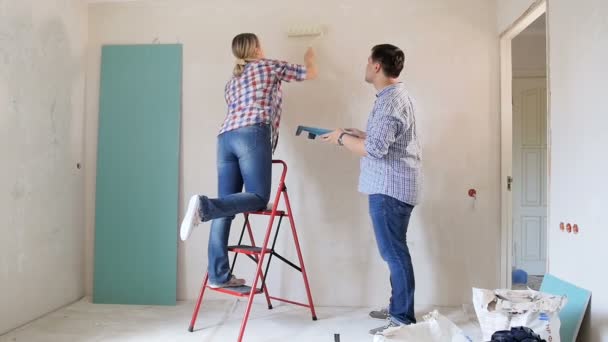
[489,326,546,342]
[472,288,566,342]
[372,310,473,342]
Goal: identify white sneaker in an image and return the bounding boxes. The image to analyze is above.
[180,195,202,241]
[369,318,404,335]
[369,307,389,320]
[208,275,246,289]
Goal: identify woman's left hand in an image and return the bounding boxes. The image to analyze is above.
[320,128,345,145]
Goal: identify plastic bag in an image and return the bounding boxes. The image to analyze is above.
[472,288,566,342]
[372,310,473,342]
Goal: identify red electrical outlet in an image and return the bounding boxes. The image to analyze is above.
[468,189,477,198]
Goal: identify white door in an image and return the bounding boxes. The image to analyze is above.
[512,78,547,275]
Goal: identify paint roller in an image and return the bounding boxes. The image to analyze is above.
[287,25,325,46]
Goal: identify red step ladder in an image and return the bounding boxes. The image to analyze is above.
[188,160,317,341]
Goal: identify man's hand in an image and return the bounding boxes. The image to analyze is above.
[344,128,367,139]
[320,128,345,145]
[322,128,368,156]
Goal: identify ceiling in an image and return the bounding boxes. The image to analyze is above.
[521,14,547,36]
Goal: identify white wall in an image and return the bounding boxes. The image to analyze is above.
[547,0,608,340]
[0,0,87,334]
[496,0,538,34]
[85,0,500,308]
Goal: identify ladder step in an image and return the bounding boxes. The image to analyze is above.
[207,285,263,297]
[248,209,286,216]
[228,245,272,255]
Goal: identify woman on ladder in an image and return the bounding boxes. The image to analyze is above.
[180,33,318,289]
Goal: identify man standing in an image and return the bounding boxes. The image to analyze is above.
[321,44,422,335]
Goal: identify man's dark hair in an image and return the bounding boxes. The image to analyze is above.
[371,44,405,78]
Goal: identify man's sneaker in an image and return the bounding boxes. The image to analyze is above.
[369,307,389,320]
[180,195,202,241]
[369,319,404,335]
[208,275,246,289]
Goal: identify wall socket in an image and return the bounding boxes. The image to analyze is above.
[560,222,580,234]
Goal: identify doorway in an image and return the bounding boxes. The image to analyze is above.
[511,14,548,290]
[499,1,548,290]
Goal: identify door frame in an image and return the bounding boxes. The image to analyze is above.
[499,0,548,288]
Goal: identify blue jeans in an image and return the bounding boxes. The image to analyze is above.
[369,194,416,325]
[202,124,272,284]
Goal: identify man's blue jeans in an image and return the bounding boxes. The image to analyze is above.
[201,124,272,285]
[369,194,416,325]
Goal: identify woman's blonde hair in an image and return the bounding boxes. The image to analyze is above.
[232,33,260,77]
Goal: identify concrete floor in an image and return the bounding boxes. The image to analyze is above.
[512,275,544,291]
[0,298,483,342]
